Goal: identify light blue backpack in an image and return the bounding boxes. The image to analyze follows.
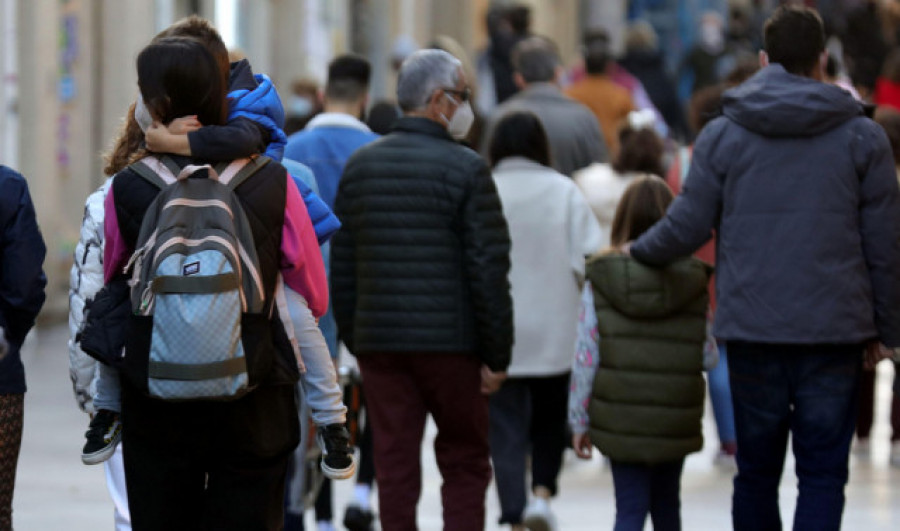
[125,155,270,400]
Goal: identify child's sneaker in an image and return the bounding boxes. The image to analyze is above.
[343,504,375,531]
[81,409,122,465]
[317,424,357,480]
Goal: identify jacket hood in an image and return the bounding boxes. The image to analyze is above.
[588,255,711,319]
[721,64,864,137]
[228,70,288,161]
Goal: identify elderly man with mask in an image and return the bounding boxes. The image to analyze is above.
[330,48,514,531]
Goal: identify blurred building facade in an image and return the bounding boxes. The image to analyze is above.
[0,0,626,318]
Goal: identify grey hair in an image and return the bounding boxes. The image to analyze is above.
[396,49,462,112]
[512,36,560,83]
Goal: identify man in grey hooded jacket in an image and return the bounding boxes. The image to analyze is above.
[627,6,900,531]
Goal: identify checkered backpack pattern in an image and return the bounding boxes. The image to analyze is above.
[125,155,270,401]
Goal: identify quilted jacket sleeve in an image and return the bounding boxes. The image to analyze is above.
[68,181,110,414]
[460,159,514,372]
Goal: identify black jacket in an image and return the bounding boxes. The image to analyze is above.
[0,166,47,394]
[331,117,513,371]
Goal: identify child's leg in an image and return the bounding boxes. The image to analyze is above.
[94,363,122,413]
[648,458,685,531]
[284,286,347,426]
[609,460,652,531]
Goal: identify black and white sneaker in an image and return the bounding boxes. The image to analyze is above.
[317,423,357,480]
[81,409,122,465]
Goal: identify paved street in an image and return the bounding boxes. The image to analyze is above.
[11,324,900,530]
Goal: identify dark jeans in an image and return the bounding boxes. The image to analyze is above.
[122,381,300,531]
[359,352,491,531]
[489,373,569,525]
[727,341,862,531]
[609,459,684,531]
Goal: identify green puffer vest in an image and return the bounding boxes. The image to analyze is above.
[587,254,712,464]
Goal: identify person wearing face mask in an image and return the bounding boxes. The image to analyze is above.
[481,36,609,177]
[330,48,513,531]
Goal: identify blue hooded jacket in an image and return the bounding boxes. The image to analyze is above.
[631,64,900,347]
[229,69,288,161]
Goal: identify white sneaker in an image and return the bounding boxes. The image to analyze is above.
[522,498,557,531]
[890,441,900,468]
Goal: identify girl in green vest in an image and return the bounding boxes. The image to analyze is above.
[568,175,712,531]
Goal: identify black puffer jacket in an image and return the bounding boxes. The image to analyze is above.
[331,117,513,371]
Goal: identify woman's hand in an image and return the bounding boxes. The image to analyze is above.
[572,432,593,459]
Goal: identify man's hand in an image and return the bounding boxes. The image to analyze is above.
[480,365,507,395]
[621,241,632,256]
[864,340,893,370]
[572,432,593,460]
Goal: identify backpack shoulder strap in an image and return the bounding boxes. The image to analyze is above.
[129,155,179,189]
[220,156,272,191]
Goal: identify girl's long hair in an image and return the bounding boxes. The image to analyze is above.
[102,102,147,176]
[609,174,674,247]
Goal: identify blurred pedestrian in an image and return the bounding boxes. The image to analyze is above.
[620,21,689,142]
[284,53,380,531]
[566,32,635,158]
[482,36,608,176]
[331,49,513,531]
[625,7,900,529]
[853,106,900,468]
[570,175,710,531]
[487,111,602,531]
[0,165,47,531]
[572,112,665,248]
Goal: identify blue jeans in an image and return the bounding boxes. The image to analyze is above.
[609,459,684,531]
[708,345,736,445]
[727,342,862,531]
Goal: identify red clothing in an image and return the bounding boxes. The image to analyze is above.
[874,78,900,111]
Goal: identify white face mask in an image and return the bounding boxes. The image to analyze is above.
[441,93,475,140]
[134,93,153,133]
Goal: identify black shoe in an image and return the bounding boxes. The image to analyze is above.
[317,423,356,480]
[81,409,122,465]
[343,504,374,531]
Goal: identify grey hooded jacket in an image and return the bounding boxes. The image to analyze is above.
[631,64,900,347]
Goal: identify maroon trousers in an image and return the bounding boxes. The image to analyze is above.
[358,352,491,531]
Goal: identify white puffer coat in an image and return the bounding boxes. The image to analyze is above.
[68,179,111,414]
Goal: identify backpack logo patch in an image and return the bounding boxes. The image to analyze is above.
[183,261,200,276]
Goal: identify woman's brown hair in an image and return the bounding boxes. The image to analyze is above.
[612,126,665,177]
[609,174,674,247]
[102,102,148,176]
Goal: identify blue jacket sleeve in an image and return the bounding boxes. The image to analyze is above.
[187,117,269,161]
[0,169,47,346]
[631,120,725,266]
[282,159,341,245]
